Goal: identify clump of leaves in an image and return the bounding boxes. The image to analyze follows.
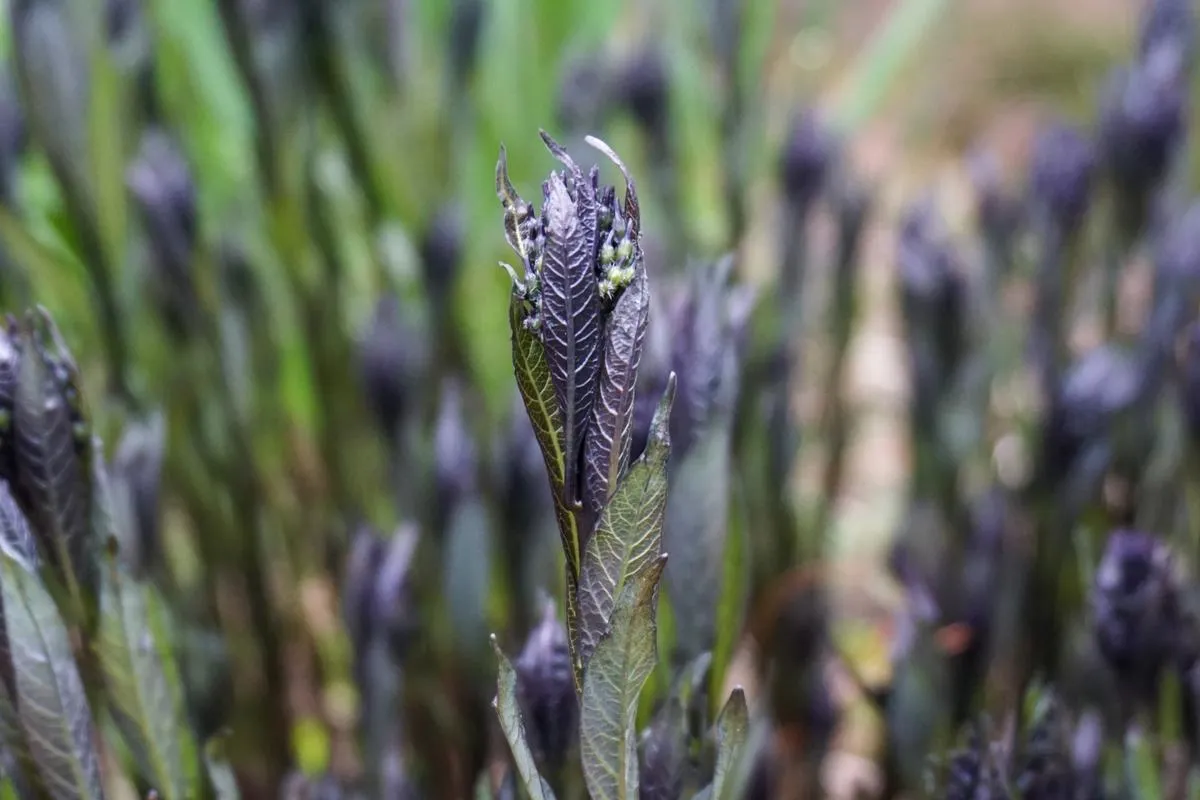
[491,133,749,800]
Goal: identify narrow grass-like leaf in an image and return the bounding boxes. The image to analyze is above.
[87,35,129,271]
[491,635,556,800]
[580,556,667,800]
[710,688,748,800]
[95,545,200,797]
[509,295,579,573]
[0,548,102,799]
[577,375,674,668]
[12,315,95,629]
[582,264,649,520]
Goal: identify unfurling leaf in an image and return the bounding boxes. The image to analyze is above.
[711,689,749,800]
[0,541,103,799]
[509,296,578,574]
[95,545,200,798]
[580,556,667,800]
[12,309,96,628]
[582,261,649,522]
[492,635,557,800]
[577,375,674,670]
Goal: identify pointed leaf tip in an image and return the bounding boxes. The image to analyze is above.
[539,129,570,162]
[648,373,677,451]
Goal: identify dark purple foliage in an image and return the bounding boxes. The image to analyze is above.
[779,108,835,213]
[1139,0,1195,69]
[515,601,577,772]
[433,377,477,517]
[1098,51,1187,203]
[420,202,464,313]
[1091,529,1186,701]
[127,128,199,340]
[358,296,427,443]
[615,47,669,140]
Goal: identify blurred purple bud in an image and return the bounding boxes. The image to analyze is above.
[896,200,967,418]
[433,378,478,518]
[638,711,683,800]
[1098,52,1187,205]
[556,54,610,134]
[420,202,464,314]
[1155,200,1200,296]
[358,296,427,443]
[1139,0,1195,69]
[1091,529,1183,700]
[1028,121,1097,232]
[515,600,577,772]
[779,108,836,213]
[668,258,747,456]
[342,523,387,660]
[499,392,554,543]
[615,46,670,141]
[127,128,199,340]
[967,149,1021,250]
[1039,345,1140,485]
[371,525,421,662]
[940,728,1003,799]
[112,411,165,577]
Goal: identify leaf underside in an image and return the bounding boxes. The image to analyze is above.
[540,169,602,519]
[492,636,557,800]
[0,552,103,800]
[13,340,94,627]
[580,557,666,800]
[576,369,670,669]
[582,264,649,522]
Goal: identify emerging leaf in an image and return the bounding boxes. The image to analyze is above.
[94,543,200,798]
[580,556,667,800]
[711,689,749,800]
[577,375,674,669]
[491,635,557,800]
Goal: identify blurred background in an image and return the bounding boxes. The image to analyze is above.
[0,0,1195,797]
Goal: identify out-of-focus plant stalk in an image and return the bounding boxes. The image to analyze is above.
[298,0,387,228]
[712,0,747,247]
[215,0,282,201]
[813,176,869,540]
